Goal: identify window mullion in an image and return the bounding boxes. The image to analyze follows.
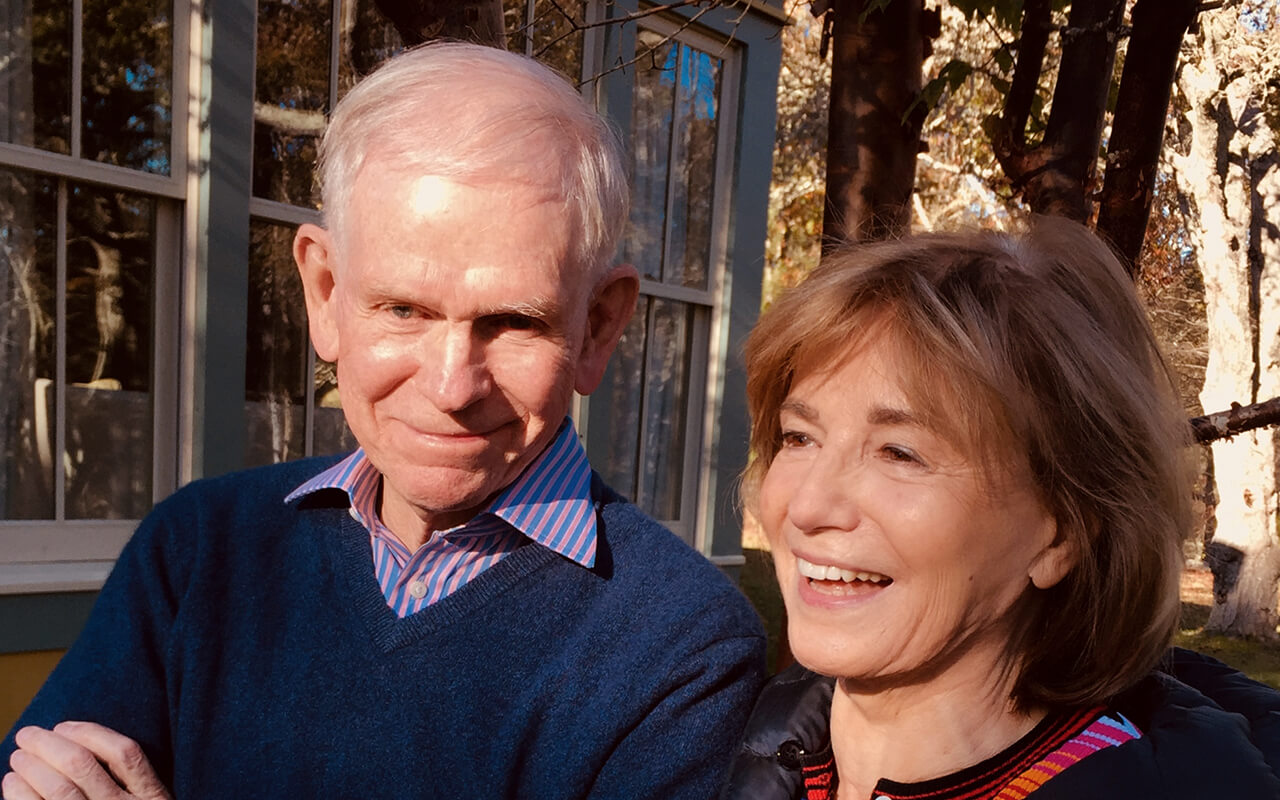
[71,0,83,160]
[329,0,342,110]
[632,297,657,506]
[658,38,683,286]
[54,181,68,521]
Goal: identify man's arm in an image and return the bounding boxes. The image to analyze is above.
[1,495,193,793]
[588,619,767,799]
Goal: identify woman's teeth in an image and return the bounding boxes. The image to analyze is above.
[796,557,890,584]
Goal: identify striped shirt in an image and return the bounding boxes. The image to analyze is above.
[799,706,1141,800]
[285,419,597,618]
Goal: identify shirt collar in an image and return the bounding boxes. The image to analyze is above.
[285,418,597,567]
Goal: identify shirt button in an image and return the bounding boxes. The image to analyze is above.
[408,581,427,599]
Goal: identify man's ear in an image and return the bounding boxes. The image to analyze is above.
[575,263,640,395]
[294,223,342,362]
[1028,516,1078,590]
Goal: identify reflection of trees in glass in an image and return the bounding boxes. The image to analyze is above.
[624,34,676,283]
[0,170,57,519]
[666,45,718,289]
[622,38,721,289]
[245,221,309,466]
[254,0,332,207]
[637,298,692,519]
[81,0,172,173]
[0,170,155,520]
[63,185,155,519]
[0,1,72,153]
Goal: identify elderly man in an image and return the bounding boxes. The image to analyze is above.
[1,43,765,799]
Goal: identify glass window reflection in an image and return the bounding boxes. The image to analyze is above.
[622,31,722,291]
[254,0,332,207]
[82,0,173,174]
[586,297,696,521]
[0,0,72,155]
[245,220,309,467]
[0,169,58,519]
[64,184,155,519]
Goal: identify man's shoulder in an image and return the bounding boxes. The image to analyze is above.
[150,454,349,525]
[590,474,762,624]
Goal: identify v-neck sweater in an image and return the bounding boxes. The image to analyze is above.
[3,456,767,798]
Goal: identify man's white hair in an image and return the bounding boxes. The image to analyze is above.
[318,41,629,279]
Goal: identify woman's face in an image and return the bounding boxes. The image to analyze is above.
[758,340,1072,688]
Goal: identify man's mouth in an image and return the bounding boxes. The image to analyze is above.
[796,556,892,596]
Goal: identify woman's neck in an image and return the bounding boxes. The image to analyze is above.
[828,659,1044,800]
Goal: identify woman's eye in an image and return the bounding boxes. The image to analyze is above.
[881,444,921,465]
[779,430,812,448]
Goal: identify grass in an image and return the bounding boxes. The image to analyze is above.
[739,547,1280,688]
[1175,602,1280,689]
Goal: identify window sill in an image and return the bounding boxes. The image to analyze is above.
[0,561,114,595]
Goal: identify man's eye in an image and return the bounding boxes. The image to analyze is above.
[500,314,537,331]
[487,314,542,335]
[388,305,415,319]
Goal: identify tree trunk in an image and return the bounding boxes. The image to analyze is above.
[991,0,1125,222]
[1175,6,1280,638]
[1095,0,1200,273]
[821,0,926,247]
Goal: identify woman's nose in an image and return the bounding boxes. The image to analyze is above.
[784,455,863,536]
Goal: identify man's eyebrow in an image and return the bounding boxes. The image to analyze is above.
[477,297,557,319]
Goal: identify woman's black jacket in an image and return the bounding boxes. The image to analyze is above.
[719,648,1280,799]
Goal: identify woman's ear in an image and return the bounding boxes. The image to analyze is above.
[294,223,342,362]
[1028,517,1078,590]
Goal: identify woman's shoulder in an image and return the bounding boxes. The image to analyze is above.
[1041,648,1280,798]
[718,663,835,799]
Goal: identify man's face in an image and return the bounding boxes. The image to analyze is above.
[299,163,602,536]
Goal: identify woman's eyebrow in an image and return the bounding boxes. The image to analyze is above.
[866,405,923,428]
[778,399,819,423]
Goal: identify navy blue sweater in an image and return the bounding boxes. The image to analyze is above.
[3,458,767,798]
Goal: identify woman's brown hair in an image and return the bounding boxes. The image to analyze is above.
[743,218,1192,709]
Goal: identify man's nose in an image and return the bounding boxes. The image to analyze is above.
[421,325,492,412]
[784,455,863,536]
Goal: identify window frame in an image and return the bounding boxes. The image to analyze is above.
[0,1,190,592]
[577,11,742,551]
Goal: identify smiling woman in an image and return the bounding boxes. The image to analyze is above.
[721,219,1280,800]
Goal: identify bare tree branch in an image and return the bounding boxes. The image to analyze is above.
[1190,397,1280,444]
